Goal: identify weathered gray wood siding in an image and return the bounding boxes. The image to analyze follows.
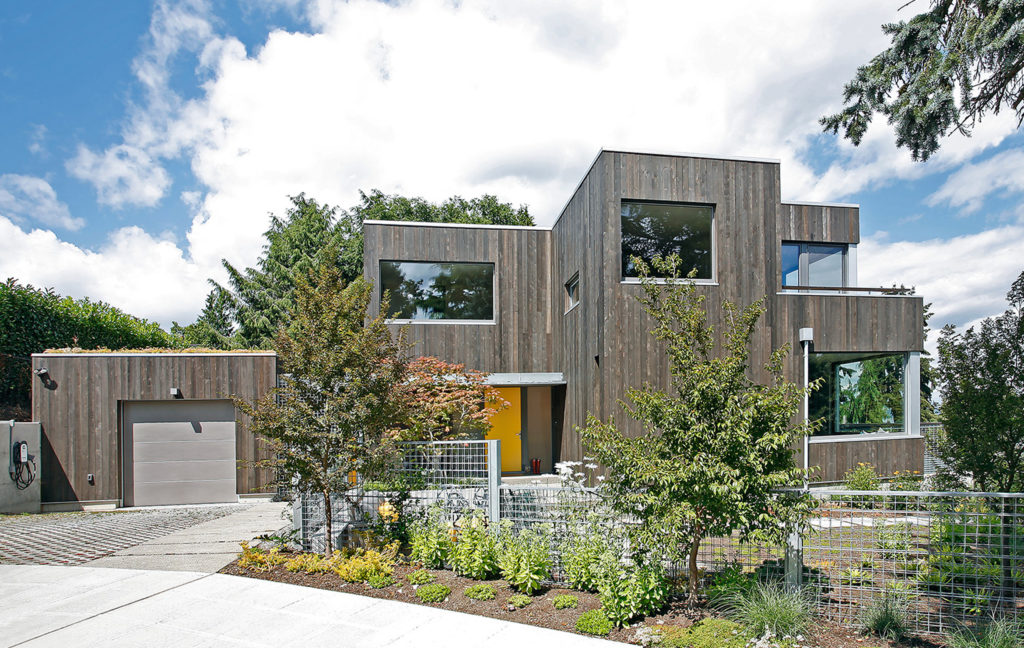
[363,222,554,373]
[809,437,925,483]
[30,353,277,503]
[779,203,860,244]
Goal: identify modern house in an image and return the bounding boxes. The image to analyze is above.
[364,149,925,482]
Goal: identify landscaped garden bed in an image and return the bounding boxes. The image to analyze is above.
[221,552,916,647]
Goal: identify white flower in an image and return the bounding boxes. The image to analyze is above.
[584,463,598,470]
[596,475,606,482]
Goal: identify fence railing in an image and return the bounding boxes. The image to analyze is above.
[294,449,1021,637]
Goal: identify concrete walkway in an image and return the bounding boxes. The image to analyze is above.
[85,500,288,573]
[0,565,629,648]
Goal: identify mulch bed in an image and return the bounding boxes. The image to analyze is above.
[220,557,946,646]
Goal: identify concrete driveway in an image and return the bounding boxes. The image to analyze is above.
[0,565,630,648]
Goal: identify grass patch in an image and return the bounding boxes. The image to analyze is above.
[720,581,812,637]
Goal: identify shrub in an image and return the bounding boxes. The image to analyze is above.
[237,541,287,572]
[367,572,394,589]
[553,594,579,610]
[449,510,499,580]
[891,470,923,491]
[407,569,434,585]
[861,594,908,641]
[838,567,872,586]
[596,555,671,627]
[284,551,336,574]
[562,524,610,591]
[877,522,912,559]
[333,544,397,583]
[575,609,613,636]
[410,506,454,569]
[507,594,532,609]
[415,583,451,603]
[843,462,881,508]
[946,618,1024,648]
[706,564,754,607]
[497,521,552,595]
[659,619,748,648]
[464,584,496,601]
[721,581,812,637]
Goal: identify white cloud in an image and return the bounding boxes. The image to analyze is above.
[927,149,1024,213]
[0,175,83,230]
[33,0,1024,326]
[27,124,47,157]
[0,216,213,327]
[858,225,1024,356]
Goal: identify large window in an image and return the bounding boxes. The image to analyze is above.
[621,201,713,279]
[809,352,906,435]
[380,261,494,321]
[781,242,847,288]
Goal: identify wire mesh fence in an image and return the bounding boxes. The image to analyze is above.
[295,439,499,552]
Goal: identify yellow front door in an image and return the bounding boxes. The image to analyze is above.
[486,387,522,473]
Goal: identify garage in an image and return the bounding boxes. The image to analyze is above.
[122,400,238,507]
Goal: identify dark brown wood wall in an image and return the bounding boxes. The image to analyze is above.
[779,203,860,244]
[31,353,277,503]
[363,223,554,373]
[809,437,925,483]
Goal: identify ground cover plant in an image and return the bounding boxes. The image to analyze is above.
[575,609,613,636]
[415,583,450,603]
[464,584,496,601]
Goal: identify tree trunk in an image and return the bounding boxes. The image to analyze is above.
[687,536,702,606]
[323,490,333,555]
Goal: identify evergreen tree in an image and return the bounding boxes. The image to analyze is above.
[822,1,1024,161]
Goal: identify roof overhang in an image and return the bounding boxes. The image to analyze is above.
[485,372,565,386]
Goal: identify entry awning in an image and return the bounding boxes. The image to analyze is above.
[485,372,565,386]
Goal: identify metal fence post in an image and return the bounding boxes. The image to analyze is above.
[784,515,804,592]
[487,439,501,524]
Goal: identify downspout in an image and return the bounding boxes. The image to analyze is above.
[798,328,814,487]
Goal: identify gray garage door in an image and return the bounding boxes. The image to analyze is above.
[123,400,237,507]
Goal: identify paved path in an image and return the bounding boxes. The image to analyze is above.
[0,565,629,648]
[86,501,288,572]
[0,504,247,566]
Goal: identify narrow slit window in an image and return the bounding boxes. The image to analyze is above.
[565,273,580,312]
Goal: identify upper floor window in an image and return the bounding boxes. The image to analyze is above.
[565,273,580,312]
[781,242,847,288]
[621,201,714,279]
[380,261,494,321]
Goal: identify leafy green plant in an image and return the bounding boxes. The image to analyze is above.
[552,594,579,610]
[406,568,435,585]
[721,581,812,637]
[860,593,908,641]
[497,521,552,595]
[464,584,496,601]
[410,506,454,568]
[946,618,1024,648]
[958,588,992,617]
[659,618,748,648]
[842,462,881,508]
[706,564,754,607]
[596,555,670,627]
[284,551,336,574]
[237,541,287,572]
[333,544,397,583]
[507,594,532,609]
[449,510,498,580]
[575,609,613,636]
[367,572,394,588]
[562,522,611,591]
[415,583,450,603]
[838,568,872,586]
[877,522,913,558]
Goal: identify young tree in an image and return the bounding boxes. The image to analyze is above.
[581,256,813,604]
[822,1,1024,161]
[936,270,1024,492]
[397,356,507,442]
[235,261,410,553]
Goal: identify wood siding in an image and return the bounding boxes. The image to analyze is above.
[361,150,926,482]
[809,437,925,483]
[31,353,277,503]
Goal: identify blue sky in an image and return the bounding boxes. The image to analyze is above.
[1,0,1022,345]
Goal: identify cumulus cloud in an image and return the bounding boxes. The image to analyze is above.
[0,216,213,327]
[858,225,1024,355]
[24,0,1024,327]
[927,149,1024,213]
[0,175,83,230]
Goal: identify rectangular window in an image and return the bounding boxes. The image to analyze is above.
[380,261,494,321]
[781,242,847,288]
[564,273,580,312]
[809,351,906,436]
[621,201,713,279]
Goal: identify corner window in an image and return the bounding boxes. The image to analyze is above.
[781,242,847,288]
[380,261,494,321]
[564,273,580,312]
[621,201,713,279]
[809,352,906,436]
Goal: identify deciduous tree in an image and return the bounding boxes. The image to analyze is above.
[398,356,507,442]
[581,256,813,604]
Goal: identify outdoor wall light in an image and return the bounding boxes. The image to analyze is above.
[170,387,183,399]
[34,367,49,378]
